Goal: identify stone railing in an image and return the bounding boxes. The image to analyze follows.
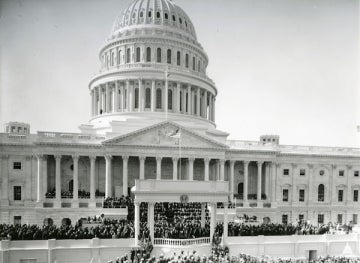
[37,132,106,143]
[154,237,210,247]
[91,63,215,86]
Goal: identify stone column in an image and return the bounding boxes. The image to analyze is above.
[123,156,129,196]
[307,164,313,204]
[208,94,212,121]
[89,156,96,208]
[151,80,156,112]
[106,83,111,112]
[196,203,203,228]
[203,91,208,118]
[1,155,9,204]
[182,86,186,113]
[243,161,249,205]
[229,160,235,202]
[187,84,192,115]
[72,155,79,207]
[197,88,201,116]
[121,83,125,112]
[223,202,228,243]
[105,155,112,198]
[346,165,352,205]
[172,157,178,181]
[128,81,133,112]
[139,79,144,112]
[134,201,140,246]
[156,157,162,180]
[25,156,32,202]
[204,158,210,181]
[139,156,145,180]
[148,202,155,241]
[257,161,263,203]
[219,159,225,181]
[329,164,335,206]
[188,157,194,181]
[42,155,48,197]
[54,155,62,206]
[291,164,297,205]
[36,155,43,203]
[212,96,216,122]
[176,82,181,113]
[114,81,119,112]
[210,202,217,242]
[271,162,277,205]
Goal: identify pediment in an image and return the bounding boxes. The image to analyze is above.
[103,121,228,149]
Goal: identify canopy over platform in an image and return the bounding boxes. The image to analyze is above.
[132,179,230,203]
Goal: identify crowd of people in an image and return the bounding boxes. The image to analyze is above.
[45,190,91,199]
[103,196,134,208]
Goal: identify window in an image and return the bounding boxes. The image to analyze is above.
[299,189,305,202]
[111,52,114,66]
[14,186,21,201]
[172,15,176,21]
[179,18,182,24]
[164,13,168,19]
[299,214,304,221]
[179,91,183,111]
[118,50,122,64]
[126,48,131,63]
[134,88,139,109]
[282,189,289,202]
[14,216,21,225]
[319,170,325,176]
[156,88,162,109]
[355,171,359,177]
[13,162,22,170]
[282,214,288,224]
[318,184,324,202]
[156,12,160,18]
[146,47,151,62]
[318,214,324,224]
[140,11,143,18]
[353,214,358,224]
[198,60,201,72]
[148,11,152,17]
[136,47,141,62]
[354,190,358,202]
[185,54,189,68]
[337,214,343,224]
[300,169,306,176]
[168,89,173,110]
[145,88,151,108]
[192,57,196,70]
[177,51,181,66]
[167,49,172,64]
[338,189,343,202]
[283,169,289,176]
[157,48,162,63]
[339,170,344,177]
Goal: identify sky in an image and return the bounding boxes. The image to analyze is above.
[0,0,359,147]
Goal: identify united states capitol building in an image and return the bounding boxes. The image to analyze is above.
[1,0,360,231]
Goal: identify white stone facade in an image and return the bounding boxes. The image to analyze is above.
[1,0,360,227]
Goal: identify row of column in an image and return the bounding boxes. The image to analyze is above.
[91,80,216,122]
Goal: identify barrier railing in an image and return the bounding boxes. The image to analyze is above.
[154,237,210,247]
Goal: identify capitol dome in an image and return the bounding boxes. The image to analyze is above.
[111,0,197,40]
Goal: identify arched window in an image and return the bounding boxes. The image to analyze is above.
[146,47,151,62]
[185,54,189,68]
[164,13,168,19]
[157,48,162,63]
[198,60,201,72]
[172,15,176,21]
[185,21,188,28]
[136,47,141,62]
[192,57,196,70]
[318,184,325,202]
[156,12,160,18]
[126,48,131,63]
[140,11,143,18]
[111,52,115,66]
[168,89,173,110]
[179,18,182,24]
[194,95,197,114]
[177,51,181,66]
[118,50,122,64]
[167,49,172,64]
[156,88,162,109]
[134,88,139,109]
[145,88,151,108]
[148,11,152,17]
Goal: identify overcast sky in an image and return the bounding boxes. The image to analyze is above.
[0,0,359,147]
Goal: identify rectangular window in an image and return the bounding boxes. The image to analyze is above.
[14,216,21,225]
[299,214,304,221]
[354,190,358,202]
[14,186,21,201]
[13,162,22,170]
[300,169,306,176]
[283,169,289,176]
[282,214,288,224]
[353,214,358,224]
[339,170,344,177]
[299,189,305,202]
[318,214,324,224]
[338,189,343,202]
[282,189,289,202]
[338,214,343,224]
[355,171,359,177]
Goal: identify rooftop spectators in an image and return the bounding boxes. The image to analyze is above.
[45,190,91,199]
[103,196,133,208]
